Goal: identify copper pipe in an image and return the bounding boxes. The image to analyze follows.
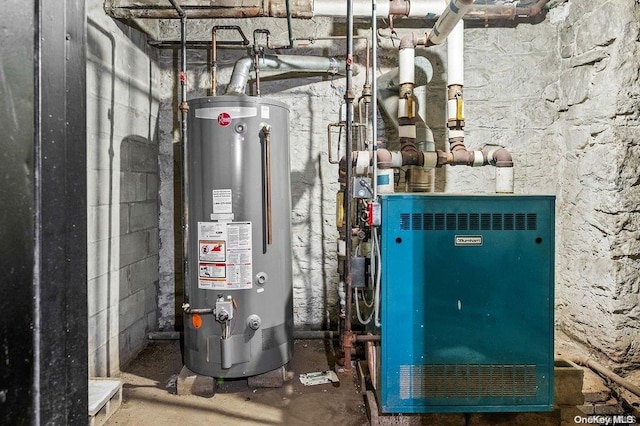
[517,0,550,18]
[210,26,249,96]
[355,334,381,341]
[253,29,271,96]
[462,0,550,22]
[265,128,272,245]
[465,4,516,21]
[572,356,640,398]
[260,125,273,253]
[211,28,217,95]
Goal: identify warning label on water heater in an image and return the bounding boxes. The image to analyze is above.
[197,221,252,290]
[212,189,233,214]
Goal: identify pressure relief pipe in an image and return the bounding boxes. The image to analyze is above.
[167,0,192,307]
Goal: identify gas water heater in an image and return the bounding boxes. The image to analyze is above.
[184,96,293,378]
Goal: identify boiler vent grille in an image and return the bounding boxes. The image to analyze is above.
[399,364,538,400]
[399,213,537,231]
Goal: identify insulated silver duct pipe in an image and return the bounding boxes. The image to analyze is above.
[224,54,355,95]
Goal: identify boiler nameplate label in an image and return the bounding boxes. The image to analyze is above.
[454,235,483,246]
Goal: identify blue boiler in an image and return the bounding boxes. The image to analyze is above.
[379,194,555,413]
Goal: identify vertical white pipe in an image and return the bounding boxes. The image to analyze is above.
[372,0,378,199]
[447,21,464,86]
[496,167,514,193]
[398,47,415,86]
[447,21,464,125]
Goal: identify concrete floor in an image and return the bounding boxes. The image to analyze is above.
[106,339,368,426]
[105,333,637,426]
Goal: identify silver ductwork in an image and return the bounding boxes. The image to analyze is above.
[225,54,356,95]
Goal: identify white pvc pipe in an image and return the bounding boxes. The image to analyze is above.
[422,151,438,170]
[447,21,464,86]
[447,98,460,122]
[407,0,448,17]
[390,152,403,168]
[314,0,389,17]
[427,0,474,45]
[314,0,452,18]
[449,129,464,139]
[398,47,415,86]
[495,167,515,193]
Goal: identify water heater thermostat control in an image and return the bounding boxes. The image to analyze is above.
[215,297,233,322]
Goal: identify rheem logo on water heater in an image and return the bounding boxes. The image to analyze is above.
[217,112,232,127]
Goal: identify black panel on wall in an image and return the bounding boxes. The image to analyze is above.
[0,2,36,424]
[0,0,88,424]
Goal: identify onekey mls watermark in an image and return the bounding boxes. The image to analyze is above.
[574,415,637,425]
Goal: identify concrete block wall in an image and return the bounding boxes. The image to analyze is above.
[87,0,161,375]
[154,2,640,365]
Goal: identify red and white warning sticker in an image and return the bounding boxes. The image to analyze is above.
[199,240,225,262]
